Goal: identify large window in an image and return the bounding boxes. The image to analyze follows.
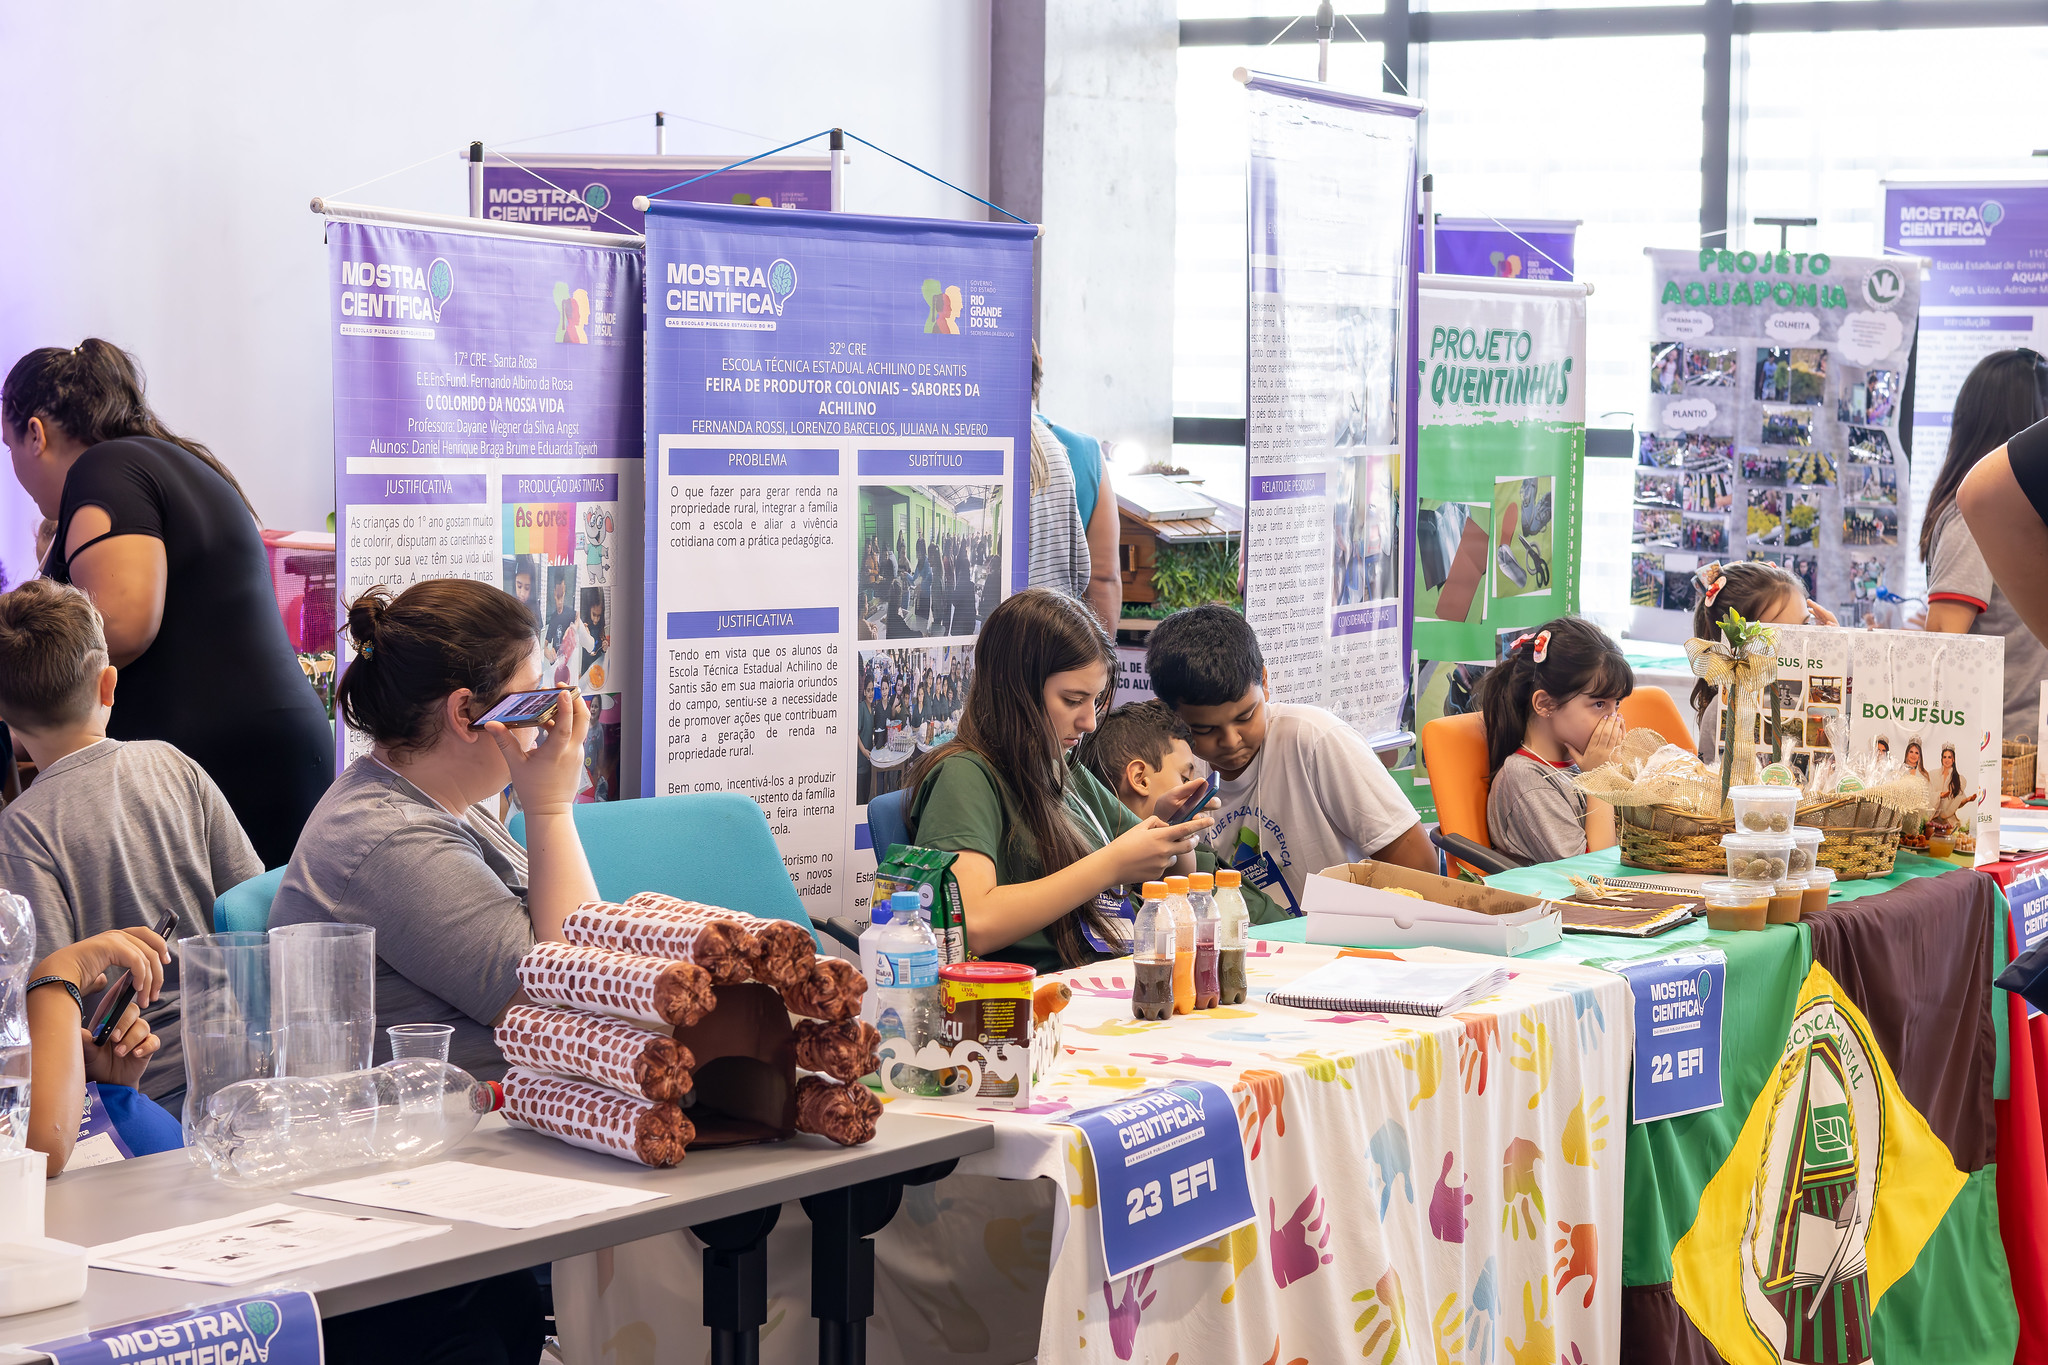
[1175,1,2048,625]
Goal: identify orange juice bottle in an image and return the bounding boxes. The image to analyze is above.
[1164,875,1195,1014]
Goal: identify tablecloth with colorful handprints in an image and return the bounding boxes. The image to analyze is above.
[550,939,1631,1365]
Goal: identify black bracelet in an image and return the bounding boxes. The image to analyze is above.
[27,975,83,1017]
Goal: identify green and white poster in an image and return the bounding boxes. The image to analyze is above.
[1403,276,1588,809]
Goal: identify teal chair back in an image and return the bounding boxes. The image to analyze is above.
[213,866,287,933]
[510,794,818,943]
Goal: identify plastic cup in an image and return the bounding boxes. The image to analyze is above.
[1699,877,1773,932]
[1766,875,1805,925]
[1718,831,1792,883]
[178,932,278,1147]
[1728,784,1799,835]
[387,1023,453,1063]
[1801,867,1836,917]
[270,922,377,1077]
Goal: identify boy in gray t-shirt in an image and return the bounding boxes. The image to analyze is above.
[0,582,261,1102]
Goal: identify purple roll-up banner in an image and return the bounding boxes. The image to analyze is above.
[480,154,833,236]
[327,218,643,799]
[1431,217,1579,284]
[642,199,1035,918]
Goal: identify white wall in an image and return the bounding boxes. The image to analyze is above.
[0,1,991,584]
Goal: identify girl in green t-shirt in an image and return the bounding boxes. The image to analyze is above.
[906,588,1212,972]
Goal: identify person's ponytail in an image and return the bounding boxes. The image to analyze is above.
[2,339,258,519]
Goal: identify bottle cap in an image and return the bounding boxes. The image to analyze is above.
[481,1080,505,1113]
[1188,872,1214,891]
[1165,875,1189,894]
[890,891,923,918]
[1142,881,1168,898]
[1216,869,1242,887]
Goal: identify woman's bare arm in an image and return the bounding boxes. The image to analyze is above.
[1959,445,2048,639]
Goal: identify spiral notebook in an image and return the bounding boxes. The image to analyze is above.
[1267,958,1511,1017]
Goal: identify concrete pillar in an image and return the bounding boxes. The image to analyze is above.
[990,0,1177,465]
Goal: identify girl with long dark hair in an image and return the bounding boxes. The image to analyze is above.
[1924,348,2048,742]
[1,340,333,866]
[906,587,1211,970]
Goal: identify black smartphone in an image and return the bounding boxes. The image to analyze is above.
[1161,771,1221,827]
[469,688,565,731]
[87,908,178,1047]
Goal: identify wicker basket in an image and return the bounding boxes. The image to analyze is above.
[2004,738,2038,799]
[1618,794,1904,880]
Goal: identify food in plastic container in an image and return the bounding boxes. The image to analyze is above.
[1718,831,1793,882]
[1699,877,1773,932]
[1800,867,1836,917]
[1927,832,1957,859]
[1729,784,1800,834]
[1766,875,1805,925]
[1787,826,1824,875]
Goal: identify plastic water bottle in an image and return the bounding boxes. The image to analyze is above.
[1215,869,1250,1005]
[857,894,896,1028]
[0,890,33,1153]
[1165,875,1195,1015]
[1188,872,1220,1010]
[190,1058,502,1185]
[873,891,941,1095]
[1131,882,1175,1020]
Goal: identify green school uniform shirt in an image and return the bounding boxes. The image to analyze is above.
[909,750,1138,973]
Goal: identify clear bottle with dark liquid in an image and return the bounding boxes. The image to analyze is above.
[1188,872,1220,1010]
[1130,880,1176,1021]
[1214,868,1250,1005]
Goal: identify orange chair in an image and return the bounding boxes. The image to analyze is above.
[1420,712,1504,876]
[1621,686,1696,752]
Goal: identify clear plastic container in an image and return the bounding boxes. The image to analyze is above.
[1214,870,1250,1005]
[1132,882,1176,1021]
[180,932,279,1146]
[270,921,376,1078]
[873,892,941,1096]
[1188,873,1220,1010]
[1700,877,1774,932]
[1766,875,1805,925]
[1164,875,1195,1015]
[191,1059,502,1185]
[1801,866,1836,917]
[1728,784,1800,835]
[0,891,32,1155]
[1787,826,1825,877]
[1719,831,1793,883]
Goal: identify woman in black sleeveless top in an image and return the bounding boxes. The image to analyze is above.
[2,340,333,867]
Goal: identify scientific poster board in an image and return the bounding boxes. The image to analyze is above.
[1433,217,1579,283]
[1881,179,2048,599]
[1634,249,1922,641]
[1402,276,1588,809]
[1240,70,1421,741]
[481,153,833,236]
[328,218,644,797]
[641,200,1034,917]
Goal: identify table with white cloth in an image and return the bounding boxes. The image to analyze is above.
[554,939,1631,1365]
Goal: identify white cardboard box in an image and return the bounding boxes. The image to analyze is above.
[1302,861,1563,957]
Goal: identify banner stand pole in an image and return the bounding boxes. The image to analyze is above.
[1422,173,1436,273]
[655,111,667,156]
[830,128,846,212]
[468,140,484,218]
[1315,0,1333,81]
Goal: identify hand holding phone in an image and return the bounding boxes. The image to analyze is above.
[469,688,566,731]
[1161,771,1222,827]
[87,909,178,1046]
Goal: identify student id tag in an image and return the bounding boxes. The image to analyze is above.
[1082,889,1135,956]
[1236,847,1302,917]
[67,1082,135,1171]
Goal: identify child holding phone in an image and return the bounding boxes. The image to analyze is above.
[0,581,261,1107]
[1477,617,1636,865]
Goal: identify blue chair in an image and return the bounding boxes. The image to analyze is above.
[510,793,833,945]
[213,866,287,933]
[866,788,912,862]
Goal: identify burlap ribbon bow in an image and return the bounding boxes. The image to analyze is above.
[1685,634,1780,803]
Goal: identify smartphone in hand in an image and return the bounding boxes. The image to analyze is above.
[469,688,565,731]
[87,908,178,1047]
[1160,771,1221,827]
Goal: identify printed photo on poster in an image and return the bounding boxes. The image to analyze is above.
[577,587,613,693]
[541,563,580,685]
[1684,346,1739,390]
[1844,505,1898,547]
[1750,550,1818,598]
[1416,499,1490,623]
[1410,657,1492,786]
[1334,306,1402,448]
[1664,566,1698,613]
[1760,406,1815,447]
[1838,368,1902,425]
[1786,447,1838,487]
[1631,551,1665,608]
[1683,462,1734,513]
[1842,463,1898,505]
[1741,449,1787,486]
[580,694,623,803]
[1640,433,1733,469]
[857,644,971,803]
[1681,514,1729,554]
[1636,468,1683,509]
[504,554,543,626]
[1492,475,1553,599]
[1754,347,1827,405]
[1847,426,1895,464]
[1651,342,1682,395]
[1634,507,1681,547]
[1332,453,1400,607]
[858,484,1005,642]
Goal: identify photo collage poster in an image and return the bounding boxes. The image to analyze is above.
[1242,73,1420,742]
[1401,277,1587,809]
[1636,249,1921,640]
[328,219,644,796]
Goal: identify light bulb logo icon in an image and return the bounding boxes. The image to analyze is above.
[241,1299,283,1362]
[767,258,797,315]
[426,257,455,320]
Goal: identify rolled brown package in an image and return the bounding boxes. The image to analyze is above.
[497,1004,696,1101]
[795,1074,882,1147]
[562,901,759,986]
[517,941,716,1028]
[793,1018,881,1083]
[781,954,866,1022]
[623,892,813,990]
[502,1067,697,1166]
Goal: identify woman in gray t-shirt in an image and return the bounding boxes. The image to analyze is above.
[271,579,598,1080]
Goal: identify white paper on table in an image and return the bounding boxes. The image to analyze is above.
[296,1160,662,1229]
[91,1201,448,1285]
